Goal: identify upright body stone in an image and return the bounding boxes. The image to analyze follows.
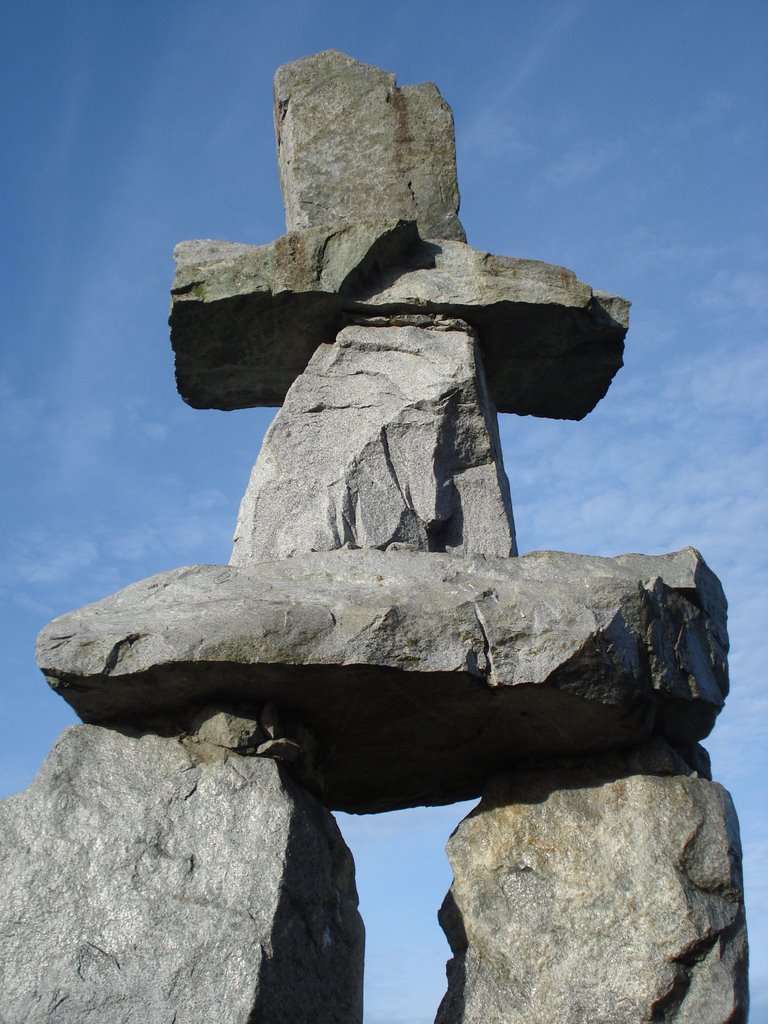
[231,319,516,563]
[437,747,749,1024]
[274,50,466,241]
[0,725,364,1024]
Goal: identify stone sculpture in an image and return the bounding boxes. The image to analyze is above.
[1,50,748,1022]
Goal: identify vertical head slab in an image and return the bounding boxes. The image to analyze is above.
[274,50,466,242]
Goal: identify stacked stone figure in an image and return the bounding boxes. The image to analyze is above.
[0,51,748,1022]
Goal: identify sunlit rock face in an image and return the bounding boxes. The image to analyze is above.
[436,746,749,1024]
[37,547,728,813]
[169,224,629,418]
[0,725,364,1024]
[274,49,466,242]
[230,319,517,563]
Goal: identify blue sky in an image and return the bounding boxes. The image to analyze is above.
[2,1,766,1019]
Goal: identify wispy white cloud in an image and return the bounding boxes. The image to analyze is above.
[744,837,768,897]
[668,90,738,137]
[52,406,117,480]
[0,377,49,446]
[457,0,593,163]
[693,268,768,313]
[188,488,229,511]
[494,0,591,98]
[8,535,99,586]
[138,421,170,442]
[12,591,59,619]
[0,488,237,615]
[544,139,625,187]
[611,224,726,276]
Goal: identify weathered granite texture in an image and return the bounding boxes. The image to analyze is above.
[36,547,728,812]
[436,745,749,1024]
[0,724,363,1024]
[170,225,629,417]
[274,50,465,242]
[231,319,516,563]
[186,702,320,792]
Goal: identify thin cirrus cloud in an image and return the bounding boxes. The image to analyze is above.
[543,139,626,187]
[6,535,99,588]
[694,267,768,312]
[3,491,236,610]
[455,0,592,163]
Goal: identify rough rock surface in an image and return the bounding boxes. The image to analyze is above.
[231,319,516,563]
[191,705,266,750]
[436,746,749,1024]
[36,547,728,812]
[170,227,628,417]
[274,50,465,242]
[0,724,364,1023]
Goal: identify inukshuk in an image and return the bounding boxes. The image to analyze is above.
[1,51,748,1023]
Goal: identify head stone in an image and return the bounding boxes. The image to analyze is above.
[273,50,466,242]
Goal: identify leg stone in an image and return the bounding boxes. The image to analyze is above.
[0,724,364,1024]
[231,317,516,563]
[436,745,748,1024]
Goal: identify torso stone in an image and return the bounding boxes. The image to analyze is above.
[230,318,516,563]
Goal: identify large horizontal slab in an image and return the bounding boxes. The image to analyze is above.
[37,548,727,813]
[170,222,629,418]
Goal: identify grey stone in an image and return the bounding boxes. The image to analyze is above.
[191,705,265,750]
[0,724,364,1023]
[183,704,322,783]
[256,737,302,762]
[436,747,748,1024]
[170,227,628,418]
[677,740,714,779]
[274,50,465,242]
[230,319,516,563]
[36,547,728,812]
[260,701,283,739]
